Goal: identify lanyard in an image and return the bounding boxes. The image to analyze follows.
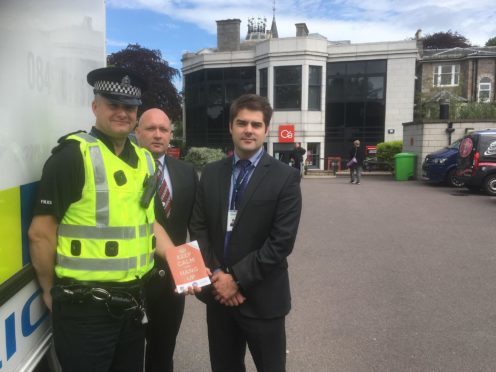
[230,151,264,210]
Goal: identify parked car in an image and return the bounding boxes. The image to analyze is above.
[422,139,464,187]
[457,129,496,195]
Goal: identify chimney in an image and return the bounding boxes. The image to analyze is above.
[216,19,241,51]
[295,23,309,37]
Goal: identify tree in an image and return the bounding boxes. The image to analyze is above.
[107,44,182,119]
[423,30,471,49]
[486,37,496,47]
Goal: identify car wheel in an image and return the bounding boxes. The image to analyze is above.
[446,168,464,188]
[483,174,496,196]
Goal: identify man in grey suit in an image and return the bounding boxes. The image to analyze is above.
[136,108,198,372]
[190,94,302,372]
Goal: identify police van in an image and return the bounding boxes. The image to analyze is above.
[0,1,104,370]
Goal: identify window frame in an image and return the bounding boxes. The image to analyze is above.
[308,65,322,111]
[259,68,268,98]
[274,65,302,110]
[478,77,492,103]
[433,64,460,87]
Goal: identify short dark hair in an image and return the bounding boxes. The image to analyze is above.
[229,94,273,127]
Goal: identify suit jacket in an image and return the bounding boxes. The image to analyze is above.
[155,156,198,268]
[190,153,302,319]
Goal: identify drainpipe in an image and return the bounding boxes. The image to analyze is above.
[439,99,453,145]
[446,122,455,145]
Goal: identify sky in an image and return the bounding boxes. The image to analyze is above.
[106,0,496,88]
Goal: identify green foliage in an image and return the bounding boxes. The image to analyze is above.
[183,147,225,168]
[458,103,496,119]
[418,101,496,120]
[423,30,471,49]
[107,44,182,120]
[376,141,403,162]
[486,37,496,47]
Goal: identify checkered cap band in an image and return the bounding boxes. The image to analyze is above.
[94,80,141,98]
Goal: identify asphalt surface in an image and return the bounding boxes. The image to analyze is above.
[174,176,496,371]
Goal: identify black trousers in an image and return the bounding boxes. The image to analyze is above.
[52,298,145,372]
[144,270,185,372]
[206,301,286,372]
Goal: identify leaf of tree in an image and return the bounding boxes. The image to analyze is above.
[107,44,182,120]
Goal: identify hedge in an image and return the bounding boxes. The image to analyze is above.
[183,147,226,168]
[376,141,403,162]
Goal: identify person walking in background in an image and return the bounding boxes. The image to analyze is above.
[290,142,306,176]
[349,139,364,184]
[135,108,198,372]
[190,94,302,372]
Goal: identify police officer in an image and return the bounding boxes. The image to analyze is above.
[28,67,180,372]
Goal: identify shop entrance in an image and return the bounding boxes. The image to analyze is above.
[273,143,295,165]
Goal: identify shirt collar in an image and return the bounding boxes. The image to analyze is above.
[234,147,264,166]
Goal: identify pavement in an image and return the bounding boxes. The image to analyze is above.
[173,177,496,371]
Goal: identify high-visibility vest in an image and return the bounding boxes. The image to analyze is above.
[55,133,156,282]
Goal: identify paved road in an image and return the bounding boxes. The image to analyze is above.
[173,177,496,371]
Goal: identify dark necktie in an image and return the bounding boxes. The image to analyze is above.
[232,159,252,209]
[224,159,252,264]
[155,159,172,218]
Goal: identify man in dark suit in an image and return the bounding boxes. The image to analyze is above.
[136,108,198,372]
[190,94,302,372]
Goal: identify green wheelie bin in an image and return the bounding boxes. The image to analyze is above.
[393,152,416,181]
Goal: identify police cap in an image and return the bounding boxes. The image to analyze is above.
[87,67,147,106]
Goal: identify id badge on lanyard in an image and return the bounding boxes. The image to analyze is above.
[226,210,237,232]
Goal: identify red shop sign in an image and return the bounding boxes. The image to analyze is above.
[278,124,295,143]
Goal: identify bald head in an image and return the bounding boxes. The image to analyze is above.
[136,108,172,157]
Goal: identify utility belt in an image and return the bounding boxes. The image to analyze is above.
[52,272,156,324]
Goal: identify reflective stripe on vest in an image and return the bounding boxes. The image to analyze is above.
[144,151,155,175]
[58,223,152,240]
[58,254,138,271]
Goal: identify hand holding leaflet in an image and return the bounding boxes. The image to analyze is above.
[164,240,211,294]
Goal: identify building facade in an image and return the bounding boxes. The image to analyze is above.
[182,19,419,168]
[419,46,496,104]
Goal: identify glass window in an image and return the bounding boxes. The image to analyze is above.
[433,65,460,87]
[346,76,366,100]
[366,60,387,74]
[327,62,346,76]
[367,76,384,99]
[327,76,345,101]
[207,84,223,105]
[325,60,387,160]
[259,68,268,97]
[327,102,345,127]
[185,67,256,150]
[347,61,366,75]
[274,66,301,110]
[226,83,242,103]
[207,69,223,81]
[479,77,491,103]
[308,66,322,110]
[240,67,256,80]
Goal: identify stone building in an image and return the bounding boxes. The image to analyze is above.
[418,46,496,104]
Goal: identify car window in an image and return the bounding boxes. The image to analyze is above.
[479,135,496,158]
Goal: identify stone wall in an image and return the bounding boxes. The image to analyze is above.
[403,120,496,177]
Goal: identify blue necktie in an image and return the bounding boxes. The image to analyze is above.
[232,159,252,209]
[224,159,252,264]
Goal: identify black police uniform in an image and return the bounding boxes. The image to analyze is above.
[32,67,150,372]
[33,127,147,372]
